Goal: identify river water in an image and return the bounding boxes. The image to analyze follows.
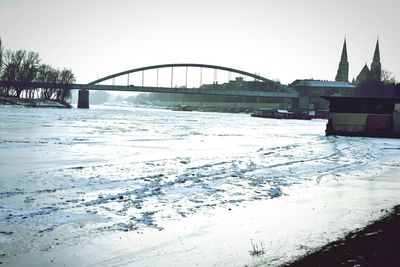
[1,105,400,265]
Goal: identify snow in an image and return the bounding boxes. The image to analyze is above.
[1,105,400,266]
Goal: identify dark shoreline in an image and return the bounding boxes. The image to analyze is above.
[0,95,71,108]
[286,205,400,266]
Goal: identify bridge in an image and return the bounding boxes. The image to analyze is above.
[0,63,299,108]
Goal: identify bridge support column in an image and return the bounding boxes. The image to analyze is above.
[77,89,89,109]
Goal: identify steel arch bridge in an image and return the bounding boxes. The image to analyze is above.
[88,63,297,94]
[88,63,294,93]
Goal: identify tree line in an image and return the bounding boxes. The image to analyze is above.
[0,37,75,103]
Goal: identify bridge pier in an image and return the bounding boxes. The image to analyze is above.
[77,89,89,109]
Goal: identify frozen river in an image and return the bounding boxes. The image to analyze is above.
[1,105,400,266]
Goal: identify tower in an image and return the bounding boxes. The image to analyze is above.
[370,39,381,81]
[335,38,349,82]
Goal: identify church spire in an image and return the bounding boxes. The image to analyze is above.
[335,38,349,82]
[340,37,348,61]
[370,38,381,81]
[373,38,380,62]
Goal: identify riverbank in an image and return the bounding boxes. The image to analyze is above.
[287,205,400,266]
[0,95,71,108]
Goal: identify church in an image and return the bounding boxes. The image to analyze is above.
[335,38,382,85]
[289,38,382,117]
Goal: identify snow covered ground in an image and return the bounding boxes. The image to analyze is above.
[1,105,400,266]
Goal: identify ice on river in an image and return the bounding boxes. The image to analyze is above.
[1,105,400,263]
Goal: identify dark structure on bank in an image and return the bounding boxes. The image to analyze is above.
[324,93,400,138]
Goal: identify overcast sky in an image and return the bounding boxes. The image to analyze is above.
[0,0,398,84]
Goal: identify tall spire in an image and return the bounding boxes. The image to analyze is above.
[335,38,349,82]
[370,38,381,81]
[341,37,348,61]
[373,37,380,62]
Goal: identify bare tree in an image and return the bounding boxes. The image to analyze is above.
[1,50,17,96]
[1,50,40,97]
[381,69,397,85]
[36,66,75,101]
[22,51,40,98]
[0,37,75,103]
[57,68,75,102]
[36,64,58,100]
[0,37,4,95]
[10,50,26,97]
[0,37,3,75]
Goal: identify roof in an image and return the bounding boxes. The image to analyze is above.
[322,88,400,101]
[323,96,400,101]
[322,83,400,100]
[289,79,356,88]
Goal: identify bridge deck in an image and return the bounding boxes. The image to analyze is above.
[0,81,299,98]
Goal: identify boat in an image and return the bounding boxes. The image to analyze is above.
[251,108,312,120]
[171,105,193,111]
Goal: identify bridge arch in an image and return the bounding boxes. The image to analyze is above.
[88,63,296,94]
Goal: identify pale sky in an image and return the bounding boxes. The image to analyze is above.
[0,0,399,85]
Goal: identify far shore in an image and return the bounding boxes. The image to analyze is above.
[0,95,72,108]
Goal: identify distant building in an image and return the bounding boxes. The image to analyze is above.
[289,79,355,117]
